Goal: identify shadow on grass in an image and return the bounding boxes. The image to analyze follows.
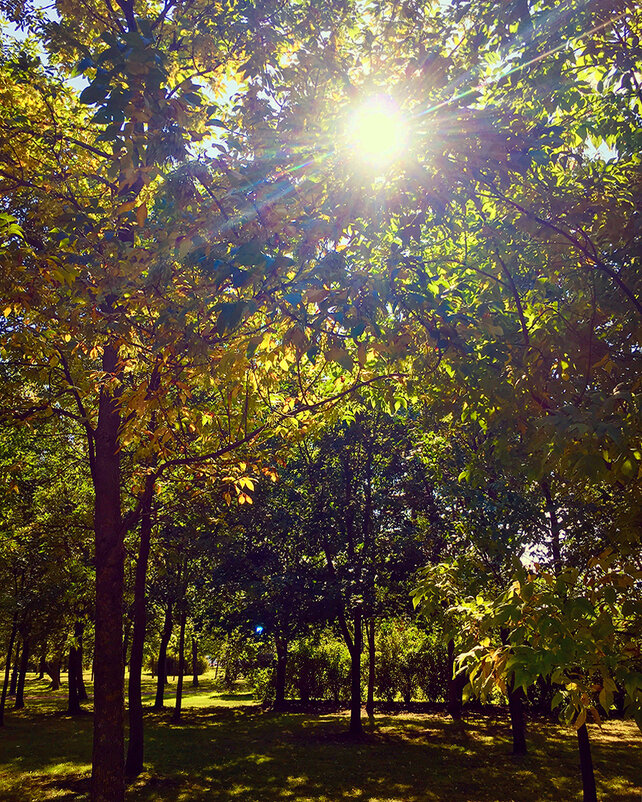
[1,680,641,802]
[132,708,641,802]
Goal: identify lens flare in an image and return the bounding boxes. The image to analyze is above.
[345,95,408,168]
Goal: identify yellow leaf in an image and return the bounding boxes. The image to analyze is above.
[117,200,137,214]
[3,306,11,317]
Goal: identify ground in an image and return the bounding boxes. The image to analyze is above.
[0,672,640,801]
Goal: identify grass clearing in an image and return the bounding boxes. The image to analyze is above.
[0,673,640,800]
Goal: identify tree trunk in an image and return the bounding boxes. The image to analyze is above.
[15,635,30,710]
[191,637,199,688]
[76,622,88,702]
[46,657,62,691]
[349,609,363,737]
[447,639,465,719]
[38,648,45,680]
[577,722,597,802]
[125,485,154,777]
[0,619,17,726]
[274,635,288,711]
[541,480,562,573]
[153,603,173,710]
[9,641,20,697]
[365,618,375,718]
[91,343,125,802]
[508,678,527,754]
[68,621,86,715]
[171,608,187,724]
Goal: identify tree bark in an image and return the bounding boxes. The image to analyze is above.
[508,678,527,754]
[274,635,288,711]
[0,618,17,726]
[349,609,363,737]
[153,603,173,710]
[191,637,199,688]
[91,343,125,802]
[125,484,154,777]
[577,722,597,802]
[171,608,187,724]
[14,635,30,710]
[365,618,375,718]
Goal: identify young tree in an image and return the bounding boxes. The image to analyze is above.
[297,410,434,735]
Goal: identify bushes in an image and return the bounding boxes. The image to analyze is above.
[286,636,351,702]
[376,621,449,704]
[250,623,450,705]
[250,666,276,704]
[249,621,449,704]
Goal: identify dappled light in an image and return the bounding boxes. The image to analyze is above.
[1,676,641,801]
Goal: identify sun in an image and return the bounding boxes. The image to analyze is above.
[345,95,408,169]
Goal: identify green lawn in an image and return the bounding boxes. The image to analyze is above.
[0,673,640,801]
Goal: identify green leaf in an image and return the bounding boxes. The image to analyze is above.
[216,301,246,335]
[79,82,110,105]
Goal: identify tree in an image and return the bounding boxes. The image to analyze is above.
[203,471,328,711]
[1,4,400,794]
[0,420,92,722]
[457,553,642,801]
[296,410,434,734]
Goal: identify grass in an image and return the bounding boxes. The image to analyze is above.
[0,672,641,801]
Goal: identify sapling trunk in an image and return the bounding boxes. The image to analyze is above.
[447,640,465,719]
[349,609,363,737]
[172,608,187,724]
[76,623,88,702]
[366,618,375,718]
[0,620,17,726]
[15,636,29,710]
[274,635,288,711]
[577,722,597,802]
[508,679,527,755]
[191,637,199,688]
[125,488,153,777]
[9,642,20,697]
[68,642,81,715]
[153,603,173,710]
